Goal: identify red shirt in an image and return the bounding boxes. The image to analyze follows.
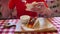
[9,0,37,18]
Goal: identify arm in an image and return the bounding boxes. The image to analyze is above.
[9,9,14,18]
[8,0,15,18]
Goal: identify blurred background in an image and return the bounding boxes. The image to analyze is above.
[0,0,60,19]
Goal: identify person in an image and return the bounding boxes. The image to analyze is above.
[8,0,37,19]
[8,0,51,18]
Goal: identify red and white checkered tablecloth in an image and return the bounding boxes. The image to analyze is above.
[0,17,60,34]
[48,17,60,34]
[0,19,19,34]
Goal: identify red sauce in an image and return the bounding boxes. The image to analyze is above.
[27,17,37,28]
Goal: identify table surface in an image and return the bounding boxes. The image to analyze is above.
[0,17,60,34]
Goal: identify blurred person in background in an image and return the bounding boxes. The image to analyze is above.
[8,0,52,18]
[8,0,37,19]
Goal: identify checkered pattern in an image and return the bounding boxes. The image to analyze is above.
[0,19,19,34]
[0,17,60,34]
[48,17,60,34]
[16,32,57,34]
